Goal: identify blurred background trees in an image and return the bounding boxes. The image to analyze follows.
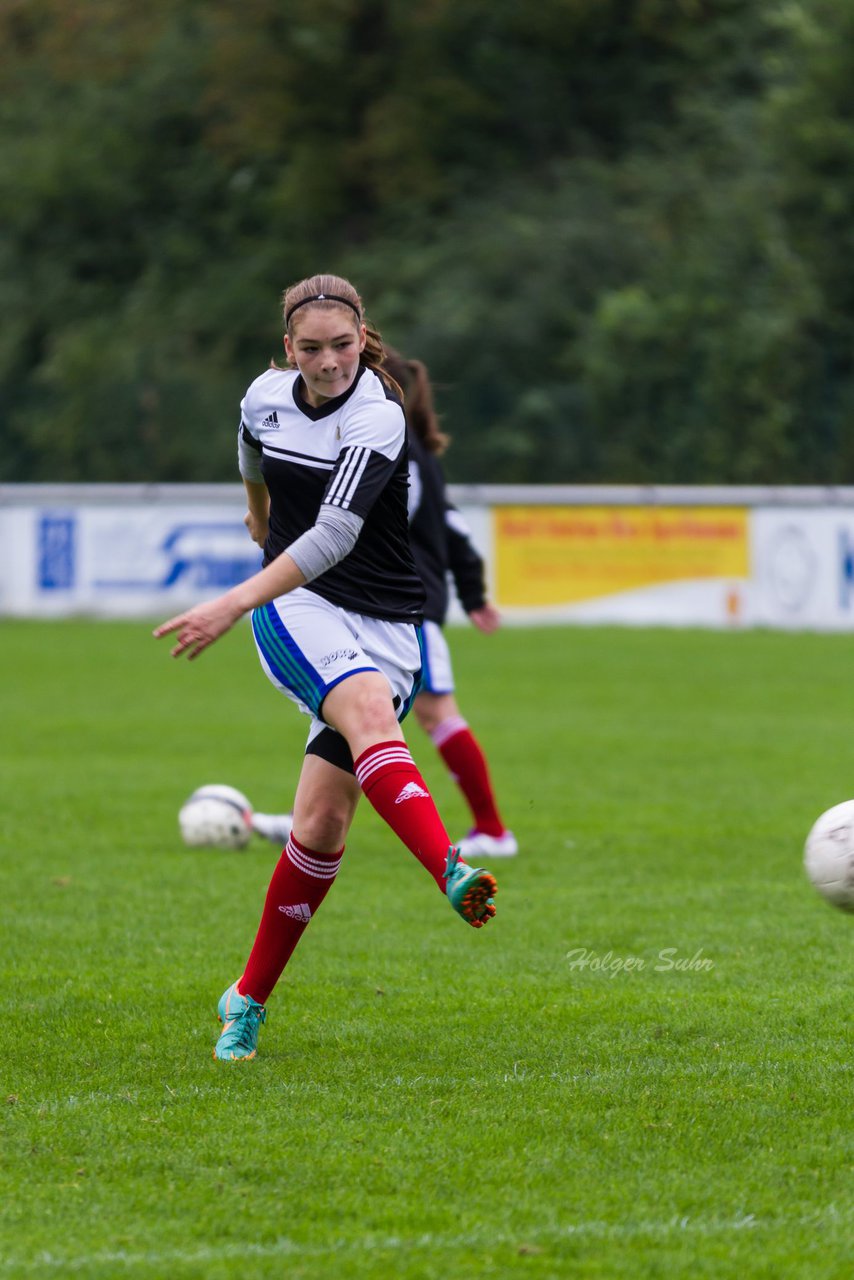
[1,0,852,483]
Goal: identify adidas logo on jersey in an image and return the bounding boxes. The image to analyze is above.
[278,902,312,922]
[261,410,280,429]
[395,781,430,804]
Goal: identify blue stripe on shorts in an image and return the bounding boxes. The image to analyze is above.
[398,623,425,721]
[418,619,438,694]
[251,603,326,715]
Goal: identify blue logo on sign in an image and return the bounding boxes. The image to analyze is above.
[38,515,76,590]
[158,524,261,589]
[93,521,261,591]
[840,530,854,610]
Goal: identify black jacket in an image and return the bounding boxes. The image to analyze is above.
[407,430,486,625]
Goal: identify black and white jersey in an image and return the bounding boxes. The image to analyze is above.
[238,364,425,623]
[407,430,487,625]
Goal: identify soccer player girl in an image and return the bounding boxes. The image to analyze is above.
[382,347,518,860]
[154,274,497,1061]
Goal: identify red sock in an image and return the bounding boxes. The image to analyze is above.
[239,835,343,1005]
[431,716,505,837]
[354,740,451,890]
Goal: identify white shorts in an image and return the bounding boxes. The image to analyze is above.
[251,588,424,753]
[419,619,455,695]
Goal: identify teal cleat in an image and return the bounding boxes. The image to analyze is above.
[443,846,497,928]
[214,981,267,1061]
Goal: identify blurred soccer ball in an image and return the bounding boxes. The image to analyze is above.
[178,784,253,850]
[804,800,854,912]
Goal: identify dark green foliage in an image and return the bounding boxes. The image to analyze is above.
[1,1,853,482]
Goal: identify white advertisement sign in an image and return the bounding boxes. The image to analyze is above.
[0,499,260,617]
[751,509,854,630]
[4,485,854,630]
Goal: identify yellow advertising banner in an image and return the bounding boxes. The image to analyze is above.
[494,506,749,607]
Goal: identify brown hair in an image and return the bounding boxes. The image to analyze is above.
[280,273,401,398]
[381,346,450,456]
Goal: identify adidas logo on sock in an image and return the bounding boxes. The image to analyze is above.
[278,902,312,922]
[395,781,430,804]
[261,410,280,429]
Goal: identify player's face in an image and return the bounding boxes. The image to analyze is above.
[285,308,367,407]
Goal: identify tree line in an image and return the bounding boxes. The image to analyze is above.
[1,0,853,485]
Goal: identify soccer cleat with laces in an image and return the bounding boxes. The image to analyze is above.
[443,846,497,928]
[251,811,294,845]
[457,829,519,859]
[214,981,267,1061]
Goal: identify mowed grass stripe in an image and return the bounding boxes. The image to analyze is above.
[3,1207,852,1275]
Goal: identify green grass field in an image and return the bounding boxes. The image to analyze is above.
[1,619,852,1279]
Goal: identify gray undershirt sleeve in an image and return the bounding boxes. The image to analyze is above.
[285,506,364,582]
[238,427,264,483]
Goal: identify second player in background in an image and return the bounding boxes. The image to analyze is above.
[383,346,517,860]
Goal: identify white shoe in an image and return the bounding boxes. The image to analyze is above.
[251,812,294,845]
[456,829,518,859]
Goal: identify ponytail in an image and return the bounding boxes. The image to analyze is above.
[362,324,403,402]
[381,347,450,455]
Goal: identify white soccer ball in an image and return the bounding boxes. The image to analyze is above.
[804,800,854,912]
[178,784,254,850]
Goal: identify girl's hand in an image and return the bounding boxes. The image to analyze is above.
[468,604,501,634]
[244,509,269,548]
[153,594,244,660]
